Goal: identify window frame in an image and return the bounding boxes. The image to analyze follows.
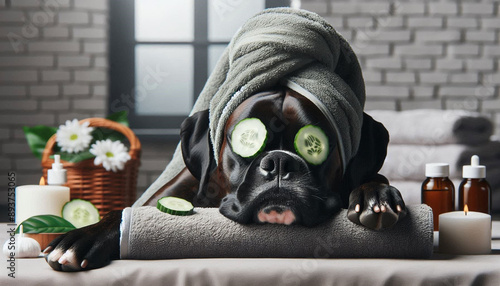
[109,0,290,140]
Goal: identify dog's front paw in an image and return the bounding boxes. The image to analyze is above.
[44,210,121,271]
[347,183,406,230]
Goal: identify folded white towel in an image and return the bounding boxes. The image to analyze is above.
[369,110,493,145]
[388,181,423,205]
[389,179,462,207]
[380,142,500,180]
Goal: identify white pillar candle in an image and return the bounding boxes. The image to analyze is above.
[439,209,491,255]
[15,185,70,224]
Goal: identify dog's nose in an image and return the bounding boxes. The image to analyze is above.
[260,151,301,180]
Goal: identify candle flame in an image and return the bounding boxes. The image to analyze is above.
[464,204,469,216]
[39,176,46,185]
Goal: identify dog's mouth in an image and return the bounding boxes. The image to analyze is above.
[256,205,296,225]
[219,181,341,227]
[249,185,304,225]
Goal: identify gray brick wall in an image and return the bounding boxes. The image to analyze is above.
[0,1,172,219]
[0,0,111,219]
[1,0,500,220]
[302,0,500,136]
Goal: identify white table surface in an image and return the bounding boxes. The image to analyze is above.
[0,221,499,286]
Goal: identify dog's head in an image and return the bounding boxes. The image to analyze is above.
[180,88,388,227]
[217,89,344,227]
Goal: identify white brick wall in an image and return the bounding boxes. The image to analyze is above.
[302,0,500,136]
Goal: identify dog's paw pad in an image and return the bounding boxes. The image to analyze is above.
[348,183,406,230]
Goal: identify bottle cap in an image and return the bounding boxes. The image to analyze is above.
[47,154,67,185]
[462,155,486,179]
[425,163,449,177]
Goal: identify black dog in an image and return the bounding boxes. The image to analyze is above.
[45,88,406,271]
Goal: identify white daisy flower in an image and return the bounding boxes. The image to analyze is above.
[90,139,131,172]
[56,119,94,153]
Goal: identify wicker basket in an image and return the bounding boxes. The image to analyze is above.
[41,118,141,217]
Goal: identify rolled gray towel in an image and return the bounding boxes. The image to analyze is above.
[120,205,433,260]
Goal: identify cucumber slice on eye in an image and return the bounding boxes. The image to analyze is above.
[61,199,100,228]
[294,125,329,165]
[157,197,194,216]
[231,118,268,158]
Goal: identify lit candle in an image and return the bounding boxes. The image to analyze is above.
[439,205,491,254]
[15,185,70,224]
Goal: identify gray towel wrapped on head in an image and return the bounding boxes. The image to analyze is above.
[120,205,434,259]
[134,8,366,206]
[207,9,365,169]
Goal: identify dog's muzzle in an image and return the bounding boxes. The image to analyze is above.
[220,150,320,225]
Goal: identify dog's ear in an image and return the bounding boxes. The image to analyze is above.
[341,112,389,191]
[180,109,217,200]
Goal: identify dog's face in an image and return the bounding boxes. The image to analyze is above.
[216,89,343,227]
[179,87,401,229]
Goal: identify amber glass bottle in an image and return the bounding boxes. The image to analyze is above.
[458,155,491,214]
[422,163,455,231]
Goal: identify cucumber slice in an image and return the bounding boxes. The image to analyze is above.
[61,199,100,228]
[157,197,194,216]
[294,125,329,165]
[231,118,268,158]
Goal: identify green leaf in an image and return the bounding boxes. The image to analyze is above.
[17,215,76,234]
[23,125,57,159]
[92,127,127,143]
[106,111,129,127]
[58,150,95,163]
